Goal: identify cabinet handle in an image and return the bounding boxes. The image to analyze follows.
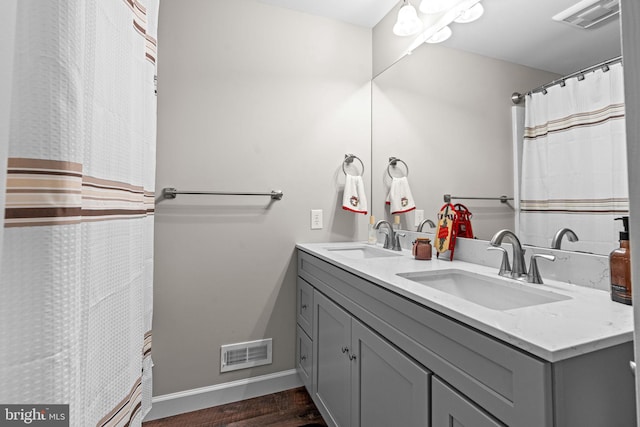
[301,304,308,310]
[341,346,349,354]
[631,361,636,376]
[300,355,307,361]
[348,353,357,361]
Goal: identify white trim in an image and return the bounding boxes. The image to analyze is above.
[143,369,303,422]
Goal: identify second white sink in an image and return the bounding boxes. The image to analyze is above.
[326,245,403,259]
[397,269,571,310]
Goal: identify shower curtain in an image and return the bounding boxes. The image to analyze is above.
[520,62,628,255]
[0,1,157,426]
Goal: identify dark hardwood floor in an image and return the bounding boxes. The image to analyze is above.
[143,387,327,427]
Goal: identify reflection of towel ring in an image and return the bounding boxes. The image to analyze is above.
[387,157,409,178]
[343,154,365,177]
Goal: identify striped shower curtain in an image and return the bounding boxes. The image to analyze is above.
[0,1,157,426]
[520,62,628,255]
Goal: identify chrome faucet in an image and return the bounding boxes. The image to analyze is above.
[417,219,436,232]
[489,229,527,279]
[551,228,579,249]
[374,220,404,251]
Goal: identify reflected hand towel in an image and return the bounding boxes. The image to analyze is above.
[386,176,416,214]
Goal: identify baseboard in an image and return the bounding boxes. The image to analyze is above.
[143,369,303,422]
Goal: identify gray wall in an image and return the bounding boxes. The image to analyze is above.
[154,0,371,396]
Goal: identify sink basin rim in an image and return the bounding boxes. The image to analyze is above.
[396,269,571,311]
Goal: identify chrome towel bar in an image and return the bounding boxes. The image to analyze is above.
[443,194,512,204]
[162,187,283,200]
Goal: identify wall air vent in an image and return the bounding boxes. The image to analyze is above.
[552,0,619,29]
[221,338,272,372]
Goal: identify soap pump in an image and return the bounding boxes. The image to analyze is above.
[610,216,632,305]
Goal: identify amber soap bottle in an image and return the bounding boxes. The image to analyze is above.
[610,216,632,305]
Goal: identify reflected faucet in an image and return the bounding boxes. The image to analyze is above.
[417,219,436,232]
[489,229,527,279]
[374,220,403,251]
[551,228,579,249]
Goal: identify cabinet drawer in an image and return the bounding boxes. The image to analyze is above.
[432,377,505,427]
[297,277,313,336]
[298,251,552,427]
[296,325,313,393]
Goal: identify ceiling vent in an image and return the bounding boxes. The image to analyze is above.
[552,0,619,29]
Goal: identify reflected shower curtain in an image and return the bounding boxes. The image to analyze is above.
[520,62,628,255]
[0,1,157,426]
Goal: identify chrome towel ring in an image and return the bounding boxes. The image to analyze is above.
[343,154,365,177]
[387,157,409,178]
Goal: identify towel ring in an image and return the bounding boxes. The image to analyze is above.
[343,154,365,177]
[387,157,409,178]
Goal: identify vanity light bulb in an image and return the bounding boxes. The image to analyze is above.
[454,3,484,23]
[393,2,423,36]
[426,25,452,43]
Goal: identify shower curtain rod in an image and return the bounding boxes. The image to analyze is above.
[511,55,623,104]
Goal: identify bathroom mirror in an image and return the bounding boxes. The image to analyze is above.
[371,0,623,254]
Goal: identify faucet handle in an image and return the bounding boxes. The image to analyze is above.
[378,229,391,249]
[527,253,556,284]
[392,232,406,251]
[487,246,511,277]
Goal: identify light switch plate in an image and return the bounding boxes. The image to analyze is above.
[311,209,323,229]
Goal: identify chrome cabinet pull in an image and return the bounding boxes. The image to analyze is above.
[630,361,636,376]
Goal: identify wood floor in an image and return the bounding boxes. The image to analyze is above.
[143,387,327,427]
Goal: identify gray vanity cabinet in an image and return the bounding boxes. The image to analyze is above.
[432,377,505,427]
[297,249,635,427]
[313,290,430,427]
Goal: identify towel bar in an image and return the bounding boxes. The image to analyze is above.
[163,188,283,200]
[443,194,512,204]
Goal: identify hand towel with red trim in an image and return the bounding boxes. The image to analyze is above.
[386,176,416,214]
[342,174,368,214]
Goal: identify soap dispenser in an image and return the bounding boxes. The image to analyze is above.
[610,216,632,305]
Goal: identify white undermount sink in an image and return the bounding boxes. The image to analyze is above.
[326,245,403,259]
[397,269,571,311]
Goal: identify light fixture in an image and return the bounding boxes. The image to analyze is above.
[454,3,484,23]
[426,25,452,43]
[419,0,458,14]
[393,0,423,36]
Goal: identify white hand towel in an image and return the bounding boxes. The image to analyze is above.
[342,174,368,214]
[386,176,416,214]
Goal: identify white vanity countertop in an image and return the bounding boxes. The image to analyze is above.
[297,241,634,363]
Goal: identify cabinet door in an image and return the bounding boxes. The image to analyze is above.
[313,291,352,427]
[432,377,505,427]
[297,277,313,336]
[351,320,430,427]
[296,325,313,393]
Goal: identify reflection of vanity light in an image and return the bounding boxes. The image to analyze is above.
[426,26,452,43]
[393,0,423,36]
[419,0,458,14]
[454,3,484,23]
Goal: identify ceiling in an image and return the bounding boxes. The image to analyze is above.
[257,0,622,75]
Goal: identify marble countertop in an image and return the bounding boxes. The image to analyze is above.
[297,241,633,362]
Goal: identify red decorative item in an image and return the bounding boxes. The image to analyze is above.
[453,203,474,239]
